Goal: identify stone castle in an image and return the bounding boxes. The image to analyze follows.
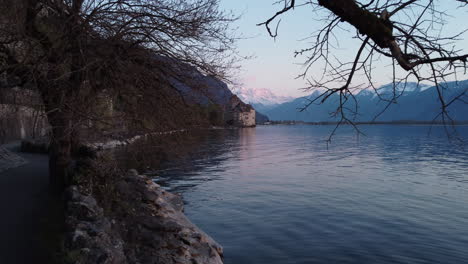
[225,95,256,127]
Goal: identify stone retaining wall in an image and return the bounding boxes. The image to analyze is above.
[0,104,48,144]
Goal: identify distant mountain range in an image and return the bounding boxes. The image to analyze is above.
[168,67,257,126]
[234,87,295,114]
[255,80,468,122]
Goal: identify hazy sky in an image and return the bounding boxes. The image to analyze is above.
[220,0,468,98]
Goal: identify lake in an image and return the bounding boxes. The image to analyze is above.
[151,125,468,264]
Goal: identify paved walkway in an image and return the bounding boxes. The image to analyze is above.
[0,143,53,263]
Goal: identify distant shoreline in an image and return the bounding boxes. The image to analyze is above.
[260,121,468,126]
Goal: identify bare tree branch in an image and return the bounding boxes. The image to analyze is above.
[260,0,468,139]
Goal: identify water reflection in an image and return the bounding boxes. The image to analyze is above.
[127,125,468,264]
[117,129,244,193]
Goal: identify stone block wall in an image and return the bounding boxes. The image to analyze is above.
[0,104,48,144]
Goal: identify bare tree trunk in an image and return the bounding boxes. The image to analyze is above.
[40,76,75,192]
[46,107,72,193]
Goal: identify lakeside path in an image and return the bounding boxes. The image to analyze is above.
[0,143,52,264]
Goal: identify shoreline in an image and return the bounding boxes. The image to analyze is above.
[82,125,255,152]
[63,130,226,264]
[65,166,224,264]
[260,121,468,126]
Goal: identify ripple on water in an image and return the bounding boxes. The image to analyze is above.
[151,125,468,264]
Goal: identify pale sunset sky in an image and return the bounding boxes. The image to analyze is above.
[220,0,468,98]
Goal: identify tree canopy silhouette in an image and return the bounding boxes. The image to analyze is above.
[260,0,467,139]
[0,0,238,191]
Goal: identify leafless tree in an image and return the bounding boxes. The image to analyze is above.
[260,0,468,140]
[0,0,238,191]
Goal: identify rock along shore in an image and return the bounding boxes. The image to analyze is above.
[17,130,225,263]
[82,129,187,151]
[64,158,223,264]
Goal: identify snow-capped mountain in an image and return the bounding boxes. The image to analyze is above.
[264,80,468,122]
[378,82,430,93]
[357,82,431,99]
[234,87,295,106]
[233,87,296,114]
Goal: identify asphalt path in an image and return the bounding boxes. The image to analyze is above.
[0,143,52,264]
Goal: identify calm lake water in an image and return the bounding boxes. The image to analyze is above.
[151,125,468,264]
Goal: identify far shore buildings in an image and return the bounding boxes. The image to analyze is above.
[226,95,256,127]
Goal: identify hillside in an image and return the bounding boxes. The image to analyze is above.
[0,66,256,143]
[264,80,468,122]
